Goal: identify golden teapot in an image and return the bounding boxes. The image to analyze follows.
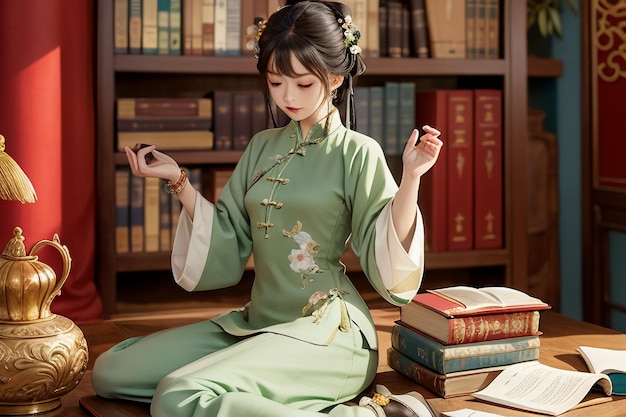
[0,227,88,415]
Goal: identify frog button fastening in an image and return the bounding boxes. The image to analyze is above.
[266,177,290,185]
[260,199,284,208]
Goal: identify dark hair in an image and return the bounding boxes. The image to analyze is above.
[256,1,366,128]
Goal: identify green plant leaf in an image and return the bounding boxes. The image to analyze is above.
[549,6,563,37]
[538,8,549,37]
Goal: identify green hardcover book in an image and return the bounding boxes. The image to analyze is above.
[157,0,170,54]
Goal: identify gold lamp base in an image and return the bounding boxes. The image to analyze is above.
[0,400,61,416]
[0,315,88,416]
[0,228,88,416]
[0,401,61,416]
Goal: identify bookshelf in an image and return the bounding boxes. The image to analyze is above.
[96,0,534,318]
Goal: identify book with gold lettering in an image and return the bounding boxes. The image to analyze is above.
[400,286,550,345]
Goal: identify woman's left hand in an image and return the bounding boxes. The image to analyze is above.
[402,125,443,180]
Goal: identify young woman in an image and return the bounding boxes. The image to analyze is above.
[92,1,443,416]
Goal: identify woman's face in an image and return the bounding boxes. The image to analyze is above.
[266,53,340,133]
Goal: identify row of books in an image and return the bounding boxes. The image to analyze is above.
[389,285,550,398]
[115,166,233,254]
[113,0,279,56]
[379,0,500,59]
[116,91,269,152]
[113,0,500,59]
[354,86,504,252]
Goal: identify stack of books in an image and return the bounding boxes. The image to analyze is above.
[388,286,550,398]
[116,97,214,151]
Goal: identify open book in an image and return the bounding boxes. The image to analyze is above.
[578,346,626,395]
[413,285,550,317]
[472,361,612,415]
[428,285,549,314]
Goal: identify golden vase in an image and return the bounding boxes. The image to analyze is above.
[0,227,88,415]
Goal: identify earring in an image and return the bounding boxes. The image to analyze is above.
[332,89,338,100]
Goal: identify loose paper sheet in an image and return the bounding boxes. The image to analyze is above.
[472,361,612,416]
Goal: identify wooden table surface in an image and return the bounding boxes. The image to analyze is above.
[32,309,626,417]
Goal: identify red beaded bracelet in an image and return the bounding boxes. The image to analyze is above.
[164,169,188,194]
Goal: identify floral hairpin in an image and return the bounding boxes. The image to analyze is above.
[255,18,267,42]
[338,15,361,55]
[254,18,267,59]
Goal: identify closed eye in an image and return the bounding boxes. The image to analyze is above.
[299,83,313,88]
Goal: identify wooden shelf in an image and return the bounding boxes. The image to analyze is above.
[115,55,508,76]
[527,56,563,78]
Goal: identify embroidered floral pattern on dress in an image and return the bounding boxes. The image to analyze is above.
[301,288,351,332]
[283,221,323,290]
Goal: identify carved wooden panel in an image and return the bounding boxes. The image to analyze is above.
[582,0,626,326]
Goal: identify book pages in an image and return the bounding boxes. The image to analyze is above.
[472,361,612,416]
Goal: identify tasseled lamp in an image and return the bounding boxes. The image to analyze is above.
[0,134,37,203]
[0,134,88,415]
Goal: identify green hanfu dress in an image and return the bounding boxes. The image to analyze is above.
[92,111,426,417]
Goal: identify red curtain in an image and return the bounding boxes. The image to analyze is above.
[0,0,102,321]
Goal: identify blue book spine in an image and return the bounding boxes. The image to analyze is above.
[391,324,540,374]
[353,86,370,136]
[369,86,385,149]
[383,82,400,155]
[398,82,416,154]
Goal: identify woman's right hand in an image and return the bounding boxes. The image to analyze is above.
[124,144,181,184]
[125,144,198,221]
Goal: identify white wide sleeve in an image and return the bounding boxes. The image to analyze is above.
[374,199,425,300]
[171,192,215,291]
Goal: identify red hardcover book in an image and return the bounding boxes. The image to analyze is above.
[473,89,502,249]
[415,90,448,252]
[400,286,550,345]
[447,90,474,250]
